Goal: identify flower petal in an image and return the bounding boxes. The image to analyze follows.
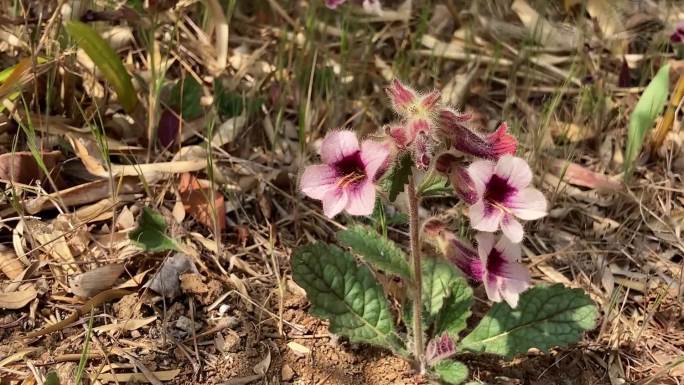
[475,232,495,264]
[467,159,495,196]
[300,164,338,200]
[469,200,503,233]
[320,130,360,165]
[322,188,348,218]
[386,79,416,114]
[483,273,502,303]
[344,180,376,216]
[508,188,547,220]
[500,214,524,243]
[325,0,346,8]
[361,140,391,178]
[494,155,532,189]
[495,234,522,262]
[499,263,531,308]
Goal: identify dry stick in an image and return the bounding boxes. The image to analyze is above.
[406,176,424,372]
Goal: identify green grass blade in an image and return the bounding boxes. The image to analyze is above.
[624,64,669,176]
[65,21,137,113]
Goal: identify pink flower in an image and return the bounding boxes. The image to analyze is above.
[425,333,456,367]
[434,152,477,204]
[300,130,390,218]
[325,0,347,9]
[467,155,547,243]
[439,109,517,160]
[438,230,530,308]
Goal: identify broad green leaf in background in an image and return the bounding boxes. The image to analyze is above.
[214,80,264,119]
[422,257,458,325]
[129,207,180,252]
[624,64,669,176]
[337,225,411,279]
[432,359,469,385]
[434,276,473,339]
[170,76,203,120]
[292,243,404,352]
[44,372,60,385]
[383,152,412,202]
[65,21,137,113]
[460,284,598,358]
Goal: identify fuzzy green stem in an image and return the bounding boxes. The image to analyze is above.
[406,175,424,372]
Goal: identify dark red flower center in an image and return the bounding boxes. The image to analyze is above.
[486,247,506,276]
[484,174,515,204]
[334,152,366,188]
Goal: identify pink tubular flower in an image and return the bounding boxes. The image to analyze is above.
[435,152,477,204]
[300,130,390,218]
[439,109,517,160]
[438,230,530,308]
[467,155,547,243]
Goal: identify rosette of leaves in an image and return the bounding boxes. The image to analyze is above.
[292,225,598,384]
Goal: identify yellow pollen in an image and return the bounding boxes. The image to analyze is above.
[337,172,365,188]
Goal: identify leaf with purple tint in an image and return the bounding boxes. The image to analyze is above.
[425,333,457,367]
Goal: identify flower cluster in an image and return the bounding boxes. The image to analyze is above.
[300,80,547,308]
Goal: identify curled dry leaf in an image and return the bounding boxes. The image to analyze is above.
[0,286,37,309]
[69,136,206,180]
[253,347,271,376]
[550,158,622,191]
[178,173,226,233]
[512,0,577,50]
[70,263,126,297]
[0,150,62,185]
[211,114,246,147]
[0,245,24,279]
[24,177,142,215]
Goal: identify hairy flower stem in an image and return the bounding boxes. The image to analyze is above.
[406,175,424,373]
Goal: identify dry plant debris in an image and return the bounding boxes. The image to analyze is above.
[0,0,682,384]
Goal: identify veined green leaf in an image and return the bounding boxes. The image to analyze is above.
[292,243,404,352]
[435,276,473,339]
[337,225,411,279]
[422,257,458,325]
[382,152,412,202]
[129,207,179,252]
[461,284,597,358]
[65,21,137,113]
[432,359,468,385]
[624,64,669,175]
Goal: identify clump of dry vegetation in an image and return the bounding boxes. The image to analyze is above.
[0,0,683,384]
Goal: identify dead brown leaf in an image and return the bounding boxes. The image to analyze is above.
[70,263,126,297]
[0,287,36,309]
[0,150,62,185]
[0,245,23,279]
[178,173,226,233]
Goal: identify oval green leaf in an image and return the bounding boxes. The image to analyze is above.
[624,64,669,176]
[65,21,137,113]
